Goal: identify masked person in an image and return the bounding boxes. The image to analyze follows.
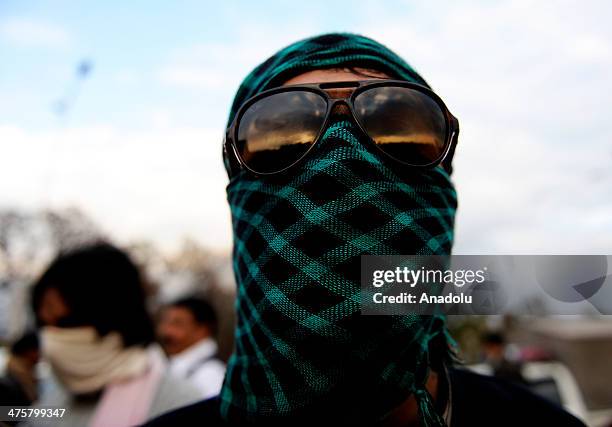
[28,243,201,427]
[145,33,585,427]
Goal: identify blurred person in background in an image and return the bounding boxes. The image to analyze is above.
[0,331,40,406]
[157,297,225,399]
[481,332,526,385]
[145,33,585,426]
[28,243,200,427]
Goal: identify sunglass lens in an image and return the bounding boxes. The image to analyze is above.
[236,91,327,174]
[354,86,447,166]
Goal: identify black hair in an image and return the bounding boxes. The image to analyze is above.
[10,331,39,355]
[31,242,155,347]
[167,297,218,335]
[482,332,505,345]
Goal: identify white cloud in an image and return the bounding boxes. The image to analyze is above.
[451,121,612,254]
[566,34,611,63]
[0,17,71,48]
[0,124,233,253]
[158,66,236,90]
[359,0,612,253]
[156,24,318,92]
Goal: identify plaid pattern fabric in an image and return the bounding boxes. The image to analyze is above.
[221,34,457,426]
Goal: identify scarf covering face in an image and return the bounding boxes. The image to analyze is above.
[222,33,457,426]
[40,326,149,394]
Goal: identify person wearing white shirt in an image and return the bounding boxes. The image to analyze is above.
[157,297,226,399]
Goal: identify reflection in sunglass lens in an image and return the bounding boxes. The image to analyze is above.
[354,87,447,166]
[236,91,327,174]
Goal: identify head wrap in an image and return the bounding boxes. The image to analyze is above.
[222,33,457,426]
[226,33,430,126]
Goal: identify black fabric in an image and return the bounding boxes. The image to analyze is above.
[447,369,585,427]
[142,368,586,427]
[0,374,31,406]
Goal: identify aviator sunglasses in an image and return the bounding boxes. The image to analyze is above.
[223,79,459,177]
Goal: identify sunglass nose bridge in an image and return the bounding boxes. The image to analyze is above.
[327,101,360,125]
[325,87,355,99]
[329,101,352,116]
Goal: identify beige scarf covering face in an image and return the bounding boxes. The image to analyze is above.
[40,326,149,394]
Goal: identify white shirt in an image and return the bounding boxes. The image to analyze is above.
[167,338,226,399]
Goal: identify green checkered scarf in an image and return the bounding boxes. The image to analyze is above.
[221,33,457,426]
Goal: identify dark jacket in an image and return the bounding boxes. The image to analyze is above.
[143,368,587,426]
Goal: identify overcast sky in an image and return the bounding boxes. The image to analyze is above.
[1,0,611,254]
